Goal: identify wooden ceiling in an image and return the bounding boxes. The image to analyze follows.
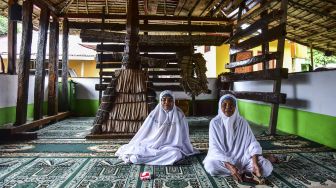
[0,0,336,54]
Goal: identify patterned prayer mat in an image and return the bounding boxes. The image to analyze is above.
[0,152,335,187]
[0,117,335,187]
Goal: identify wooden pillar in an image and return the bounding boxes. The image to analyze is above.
[48,17,59,116]
[7,0,18,74]
[33,8,50,120]
[15,0,33,125]
[122,0,140,69]
[99,8,105,104]
[269,0,288,135]
[310,42,314,70]
[61,17,69,111]
[261,0,270,70]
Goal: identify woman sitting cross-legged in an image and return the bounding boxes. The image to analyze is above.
[115,90,199,165]
[203,94,273,182]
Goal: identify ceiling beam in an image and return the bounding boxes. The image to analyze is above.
[69,21,231,32]
[56,0,75,14]
[288,0,336,21]
[61,13,230,22]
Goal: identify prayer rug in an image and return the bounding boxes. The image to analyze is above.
[0,152,335,187]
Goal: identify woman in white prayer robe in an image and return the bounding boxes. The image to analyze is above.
[203,94,273,181]
[115,90,199,165]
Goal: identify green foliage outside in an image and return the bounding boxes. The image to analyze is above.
[307,49,336,68]
[0,15,22,36]
[0,15,8,36]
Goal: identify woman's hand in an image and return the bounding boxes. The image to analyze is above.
[252,155,262,177]
[224,162,242,182]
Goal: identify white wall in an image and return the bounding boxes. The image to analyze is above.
[234,70,336,117]
[0,75,49,108]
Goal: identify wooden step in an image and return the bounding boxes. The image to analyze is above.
[225,52,279,69]
[220,90,286,104]
[230,23,286,55]
[219,68,288,82]
[96,62,180,69]
[228,10,283,43]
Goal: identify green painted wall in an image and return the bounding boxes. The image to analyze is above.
[238,100,336,149]
[72,99,99,117]
[0,102,47,127]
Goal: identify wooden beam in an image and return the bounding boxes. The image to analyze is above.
[96,44,190,52]
[231,24,286,55]
[61,18,69,112]
[1,112,70,134]
[220,90,287,104]
[96,62,179,69]
[224,0,245,16]
[123,0,140,69]
[57,0,75,14]
[62,13,230,22]
[149,78,181,83]
[7,0,17,75]
[15,0,33,126]
[32,0,58,16]
[153,85,184,91]
[69,22,231,33]
[192,0,215,16]
[33,8,50,120]
[179,0,199,16]
[96,53,177,62]
[269,0,288,135]
[148,70,181,75]
[225,52,279,69]
[80,30,227,46]
[48,17,59,116]
[219,68,288,82]
[228,10,283,43]
[236,0,280,29]
[174,0,186,15]
[288,0,336,21]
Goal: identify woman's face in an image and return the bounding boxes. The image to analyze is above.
[161,96,174,111]
[221,99,236,117]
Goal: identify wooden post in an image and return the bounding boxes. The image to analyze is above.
[261,0,270,70]
[122,0,140,69]
[48,17,59,116]
[99,7,105,104]
[15,0,33,126]
[269,0,288,135]
[61,17,69,111]
[310,42,314,70]
[7,0,18,74]
[33,8,50,120]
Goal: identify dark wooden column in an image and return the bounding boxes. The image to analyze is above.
[48,17,59,116]
[122,0,140,69]
[269,0,288,135]
[15,0,33,125]
[261,0,270,70]
[61,17,69,111]
[33,8,50,120]
[7,0,18,74]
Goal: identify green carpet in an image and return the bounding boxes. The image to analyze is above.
[0,117,335,187]
[0,153,336,187]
